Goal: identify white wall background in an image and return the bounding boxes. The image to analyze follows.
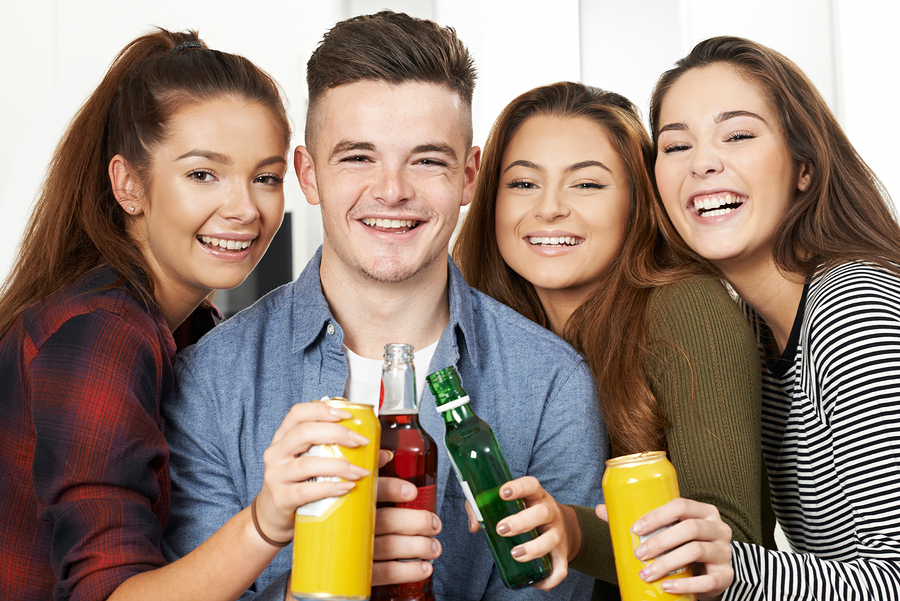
[1,0,897,286]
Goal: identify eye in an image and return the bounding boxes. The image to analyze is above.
[726,131,755,142]
[573,181,607,190]
[341,155,372,163]
[188,169,216,182]
[504,179,538,190]
[661,143,691,154]
[416,158,448,167]
[255,174,284,186]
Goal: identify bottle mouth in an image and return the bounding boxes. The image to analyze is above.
[434,395,470,413]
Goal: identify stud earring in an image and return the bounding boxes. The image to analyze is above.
[129,206,135,213]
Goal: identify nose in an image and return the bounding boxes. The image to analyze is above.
[690,140,724,178]
[221,182,261,223]
[370,163,413,205]
[534,186,569,221]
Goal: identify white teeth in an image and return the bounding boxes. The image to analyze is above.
[528,236,583,246]
[695,193,745,214]
[361,218,418,229]
[200,235,251,251]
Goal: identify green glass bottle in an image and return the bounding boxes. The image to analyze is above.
[426,365,552,589]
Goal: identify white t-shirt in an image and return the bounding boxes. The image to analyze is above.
[342,342,438,413]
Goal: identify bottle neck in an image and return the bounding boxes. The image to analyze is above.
[380,365,419,415]
[436,395,473,425]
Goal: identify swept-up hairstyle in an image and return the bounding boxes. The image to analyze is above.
[454,82,704,456]
[0,28,291,337]
[304,10,477,152]
[649,36,900,278]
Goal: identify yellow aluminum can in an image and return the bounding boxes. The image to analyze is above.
[291,398,381,600]
[602,451,695,601]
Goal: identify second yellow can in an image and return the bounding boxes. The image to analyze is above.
[602,451,695,601]
[291,397,381,600]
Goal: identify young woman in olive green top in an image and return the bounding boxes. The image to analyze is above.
[452,82,774,595]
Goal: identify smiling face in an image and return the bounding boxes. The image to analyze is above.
[495,114,631,310]
[654,63,810,275]
[297,80,479,285]
[128,97,286,311]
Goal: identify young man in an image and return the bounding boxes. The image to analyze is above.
[163,12,606,600]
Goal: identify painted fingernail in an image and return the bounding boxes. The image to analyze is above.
[511,546,526,558]
[639,566,653,581]
[501,487,513,498]
[348,431,370,445]
[348,464,370,478]
[661,581,674,592]
[497,522,510,535]
[634,544,646,558]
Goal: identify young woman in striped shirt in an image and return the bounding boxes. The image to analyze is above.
[635,36,900,600]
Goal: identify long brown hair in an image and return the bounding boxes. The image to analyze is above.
[0,28,290,337]
[649,36,900,278]
[453,82,703,456]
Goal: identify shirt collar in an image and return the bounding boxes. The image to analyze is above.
[289,247,480,367]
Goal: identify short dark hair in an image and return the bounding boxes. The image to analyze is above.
[304,10,476,151]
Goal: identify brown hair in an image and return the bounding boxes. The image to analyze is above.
[0,28,290,337]
[453,82,703,456]
[649,36,900,278]
[304,10,476,152]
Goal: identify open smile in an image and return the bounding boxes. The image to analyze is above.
[692,193,747,217]
[527,236,583,247]
[198,235,253,252]
[360,217,421,233]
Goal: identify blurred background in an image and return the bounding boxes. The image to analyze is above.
[1,0,896,316]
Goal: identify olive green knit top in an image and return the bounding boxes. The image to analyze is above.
[568,275,777,585]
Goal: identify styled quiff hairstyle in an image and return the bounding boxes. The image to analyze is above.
[304,10,477,152]
[0,28,290,337]
[649,36,900,278]
[454,82,703,456]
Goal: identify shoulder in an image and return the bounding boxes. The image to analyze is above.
[21,266,163,352]
[648,275,751,342]
[809,262,900,309]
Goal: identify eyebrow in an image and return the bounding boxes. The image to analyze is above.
[176,150,232,165]
[412,143,458,162]
[502,159,611,174]
[658,110,768,136]
[330,141,375,160]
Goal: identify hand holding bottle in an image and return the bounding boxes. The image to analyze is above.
[464,476,580,590]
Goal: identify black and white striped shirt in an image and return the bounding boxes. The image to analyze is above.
[725,262,900,600]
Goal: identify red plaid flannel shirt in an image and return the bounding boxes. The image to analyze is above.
[0,265,216,600]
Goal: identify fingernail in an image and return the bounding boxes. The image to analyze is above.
[501,487,513,498]
[329,408,353,419]
[422,561,433,575]
[468,516,476,532]
[639,566,653,581]
[634,544,646,559]
[631,519,645,534]
[511,546,526,558]
[400,482,414,498]
[348,431,370,445]
[348,464,370,478]
[661,581,674,592]
[432,514,441,532]
[497,522,510,535]
[336,481,355,492]
[431,538,440,554]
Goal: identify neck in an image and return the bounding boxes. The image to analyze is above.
[319,253,451,360]
[152,283,208,332]
[534,287,590,337]
[720,257,805,356]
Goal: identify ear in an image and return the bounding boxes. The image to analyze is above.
[109,155,143,215]
[295,146,321,206]
[460,146,481,208]
[797,162,813,192]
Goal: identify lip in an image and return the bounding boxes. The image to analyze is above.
[357,216,425,241]
[686,188,749,223]
[197,233,257,262]
[522,230,584,256]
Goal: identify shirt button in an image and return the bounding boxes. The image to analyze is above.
[327,323,335,335]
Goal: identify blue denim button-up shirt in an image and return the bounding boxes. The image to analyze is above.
[163,249,607,600]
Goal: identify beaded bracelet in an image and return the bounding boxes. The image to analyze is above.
[251,496,292,547]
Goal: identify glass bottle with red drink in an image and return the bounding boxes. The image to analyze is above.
[372,343,438,601]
